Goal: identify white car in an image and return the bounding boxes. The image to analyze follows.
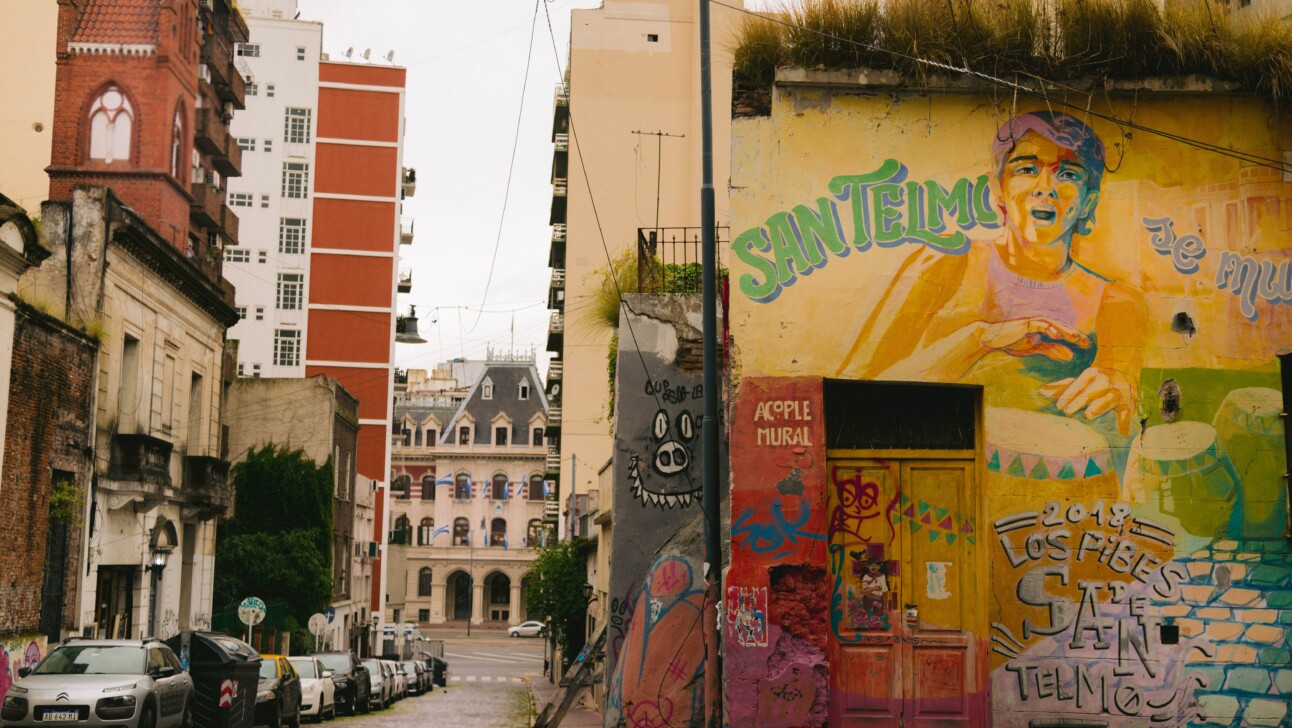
[508,621,546,638]
[380,661,406,701]
[287,657,335,722]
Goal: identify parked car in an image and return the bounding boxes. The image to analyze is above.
[255,654,302,728]
[422,656,448,688]
[1,638,194,728]
[508,621,546,638]
[384,661,406,701]
[360,660,391,710]
[312,652,369,716]
[286,656,334,722]
[401,661,428,695]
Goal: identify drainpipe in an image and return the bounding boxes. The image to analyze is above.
[63,201,73,321]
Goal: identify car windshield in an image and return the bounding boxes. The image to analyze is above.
[361,660,379,674]
[34,646,145,675]
[316,654,350,672]
[289,660,317,678]
[402,662,417,672]
[258,661,278,680]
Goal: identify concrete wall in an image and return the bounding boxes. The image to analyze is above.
[725,73,1292,727]
[0,0,57,213]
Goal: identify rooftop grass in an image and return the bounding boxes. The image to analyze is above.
[730,0,1292,106]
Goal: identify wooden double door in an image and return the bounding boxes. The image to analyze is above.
[827,458,986,727]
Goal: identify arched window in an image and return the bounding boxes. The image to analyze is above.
[88,85,134,163]
[418,567,432,597]
[393,514,410,545]
[418,517,434,546]
[421,475,436,501]
[491,473,508,500]
[454,473,471,500]
[526,519,542,548]
[453,517,469,546]
[170,107,183,178]
[528,474,546,501]
[490,518,507,547]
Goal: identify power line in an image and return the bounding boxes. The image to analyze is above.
[466,0,544,334]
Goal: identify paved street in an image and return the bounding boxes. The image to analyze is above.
[326,636,546,728]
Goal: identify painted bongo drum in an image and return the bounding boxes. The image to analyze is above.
[1127,421,1242,544]
[1212,387,1287,538]
[984,407,1119,500]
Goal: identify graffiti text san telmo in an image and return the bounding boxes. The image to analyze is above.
[734,159,1000,303]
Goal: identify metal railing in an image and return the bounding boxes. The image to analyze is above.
[552,224,566,242]
[549,312,564,334]
[548,360,562,381]
[636,226,730,294]
[400,216,414,244]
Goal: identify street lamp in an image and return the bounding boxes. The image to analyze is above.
[148,546,173,572]
[582,582,593,601]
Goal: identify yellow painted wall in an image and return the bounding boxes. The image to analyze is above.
[728,79,1292,726]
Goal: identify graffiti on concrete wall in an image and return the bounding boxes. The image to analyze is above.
[727,586,769,647]
[0,637,46,698]
[727,90,1292,727]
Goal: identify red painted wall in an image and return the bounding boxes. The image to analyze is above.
[317,89,400,143]
[314,144,398,198]
[311,198,397,252]
[308,254,394,307]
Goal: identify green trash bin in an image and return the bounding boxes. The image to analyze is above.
[165,632,261,728]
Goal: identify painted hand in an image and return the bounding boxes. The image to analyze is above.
[979,317,1091,361]
[1040,367,1137,434]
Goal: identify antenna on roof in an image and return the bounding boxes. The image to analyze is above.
[362,48,371,60]
[385,50,394,63]
[344,47,353,58]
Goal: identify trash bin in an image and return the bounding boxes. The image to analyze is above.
[165,632,261,728]
[424,657,447,688]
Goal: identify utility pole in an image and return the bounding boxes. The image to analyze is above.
[631,129,685,230]
[698,0,722,725]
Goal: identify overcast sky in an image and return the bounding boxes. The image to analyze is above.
[296,0,602,376]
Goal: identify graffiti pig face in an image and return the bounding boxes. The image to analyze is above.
[628,408,700,508]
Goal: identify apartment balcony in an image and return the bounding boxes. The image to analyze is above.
[400,216,414,245]
[212,133,242,177]
[552,224,565,243]
[550,268,565,290]
[549,194,566,227]
[195,106,228,156]
[183,455,231,520]
[552,178,567,196]
[189,183,240,245]
[546,311,563,353]
[547,359,562,382]
[402,167,417,198]
[398,268,412,293]
[554,83,568,107]
[548,285,564,312]
[104,433,173,512]
[546,445,561,473]
[554,133,568,153]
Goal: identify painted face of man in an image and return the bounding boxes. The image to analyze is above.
[997,132,1098,247]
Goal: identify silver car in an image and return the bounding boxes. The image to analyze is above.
[1,639,193,728]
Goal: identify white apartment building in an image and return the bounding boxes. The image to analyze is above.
[225,0,320,378]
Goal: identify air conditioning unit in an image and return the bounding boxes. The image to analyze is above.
[368,542,379,558]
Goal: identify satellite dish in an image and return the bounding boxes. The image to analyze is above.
[385,50,394,63]
[344,47,353,58]
[362,48,371,60]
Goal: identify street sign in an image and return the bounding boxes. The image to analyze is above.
[324,607,336,624]
[308,613,327,636]
[237,597,266,627]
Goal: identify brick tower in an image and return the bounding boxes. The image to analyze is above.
[47,0,246,269]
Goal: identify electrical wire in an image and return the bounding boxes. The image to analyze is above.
[710,0,1292,174]
[466,0,544,334]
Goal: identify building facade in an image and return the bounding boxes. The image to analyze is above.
[387,355,549,627]
[19,0,246,642]
[722,72,1292,727]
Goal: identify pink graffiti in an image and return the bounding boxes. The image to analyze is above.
[627,698,674,728]
[652,558,690,596]
[23,642,39,668]
[0,649,10,697]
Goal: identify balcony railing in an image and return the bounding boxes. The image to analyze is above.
[548,359,562,381]
[552,179,567,197]
[636,226,730,294]
[549,312,564,334]
[550,269,565,289]
[554,133,569,152]
[554,83,568,106]
[546,447,561,473]
[183,455,231,519]
[190,182,223,228]
[105,434,173,510]
[400,216,414,245]
[212,133,242,177]
[402,167,417,198]
[398,268,412,293]
[195,106,227,156]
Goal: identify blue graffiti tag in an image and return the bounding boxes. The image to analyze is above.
[733,499,826,560]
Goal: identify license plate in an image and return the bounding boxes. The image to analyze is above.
[41,710,79,722]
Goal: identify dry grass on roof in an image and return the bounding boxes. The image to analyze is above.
[730,0,1292,106]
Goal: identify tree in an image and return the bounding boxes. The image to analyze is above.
[215,445,334,647]
[524,539,587,662]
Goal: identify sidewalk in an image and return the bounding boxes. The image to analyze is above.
[528,675,604,728]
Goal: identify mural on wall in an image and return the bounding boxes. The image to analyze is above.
[0,637,46,698]
[727,96,1292,728]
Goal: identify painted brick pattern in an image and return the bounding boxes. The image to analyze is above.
[1158,540,1292,726]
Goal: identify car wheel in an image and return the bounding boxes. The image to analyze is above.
[139,704,157,728]
[288,704,301,728]
[509,631,517,638]
[181,704,193,728]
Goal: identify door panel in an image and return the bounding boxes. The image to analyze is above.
[830,458,983,727]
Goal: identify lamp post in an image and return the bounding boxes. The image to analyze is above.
[145,546,171,638]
